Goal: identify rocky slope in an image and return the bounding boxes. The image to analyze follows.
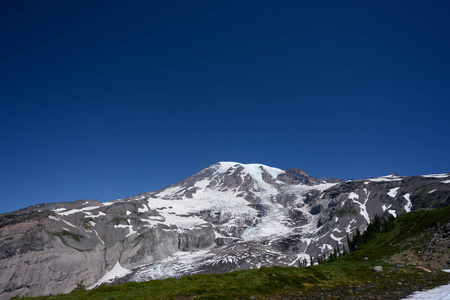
[0,162,449,299]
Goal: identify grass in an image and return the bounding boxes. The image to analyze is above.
[23,206,450,299]
[24,262,449,300]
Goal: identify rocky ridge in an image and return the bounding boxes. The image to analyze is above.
[0,162,449,299]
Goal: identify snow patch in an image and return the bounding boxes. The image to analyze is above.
[348,192,359,200]
[126,226,137,237]
[402,282,450,299]
[442,179,450,184]
[344,219,358,234]
[138,204,149,213]
[428,189,436,194]
[388,210,397,217]
[349,189,370,223]
[388,187,400,198]
[382,204,392,211]
[345,224,353,234]
[48,215,78,228]
[60,219,77,228]
[330,233,344,243]
[319,243,333,252]
[93,229,105,245]
[403,193,412,212]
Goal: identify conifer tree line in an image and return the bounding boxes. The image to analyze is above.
[346,214,395,252]
[298,214,396,267]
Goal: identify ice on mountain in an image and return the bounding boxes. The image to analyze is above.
[215,162,283,182]
[131,250,213,281]
[90,262,131,288]
[37,161,448,293]
[306,182,338,191]
[84,211,106,218]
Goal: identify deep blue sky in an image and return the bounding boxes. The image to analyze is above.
[1,1,449,213]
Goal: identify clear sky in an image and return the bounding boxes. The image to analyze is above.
[1,1,449,213]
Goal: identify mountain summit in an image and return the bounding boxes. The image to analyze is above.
[0,162,449,299]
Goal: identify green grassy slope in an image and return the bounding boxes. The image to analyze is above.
[345,205,450,262]
[22,206,450,300]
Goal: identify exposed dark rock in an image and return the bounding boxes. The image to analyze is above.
[310,204,323,215]
[272,194,298,207]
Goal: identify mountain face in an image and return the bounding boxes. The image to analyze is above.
[1,162,449,299]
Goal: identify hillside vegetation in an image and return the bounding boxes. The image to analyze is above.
[22,206,450,299]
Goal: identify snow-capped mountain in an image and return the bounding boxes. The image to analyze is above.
[1,162,449,299]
